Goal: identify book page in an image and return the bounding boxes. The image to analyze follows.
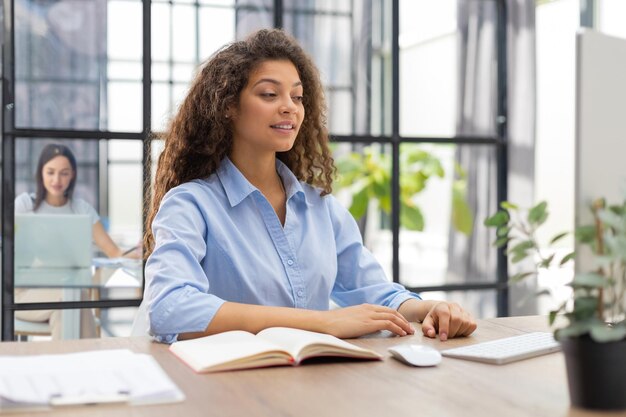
[256,328,381,363]
[169,331,293,372]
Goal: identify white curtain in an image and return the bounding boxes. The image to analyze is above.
[450,0,536,315]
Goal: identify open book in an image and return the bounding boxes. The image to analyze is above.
[169,327,383,373]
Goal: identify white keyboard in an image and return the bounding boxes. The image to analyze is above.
[441,332,561,365]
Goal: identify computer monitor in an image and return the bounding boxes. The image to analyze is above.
[14,214,92,285]
[575,29,626,272]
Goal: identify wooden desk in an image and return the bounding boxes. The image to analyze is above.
[0,316,622,417]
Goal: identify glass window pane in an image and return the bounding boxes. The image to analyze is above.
[152,3,172,62]
[15,0,143,131]
[173,63,196,83]
[199,7,236,58]
[15,307,98,340]
[151,138,166,186]
[153,62,170,82]
[235,10,273,39]
[535,0,578,255]
[152,83,171,132]
[327,90,353,136]
[108,61,142,80]
[284,3,390,136]
[332,143,393,276]
[399,0,497,137]
[285,16,352,87]
[398,144,497,288]
[108,1,143,61]
[14,138,143,308]
[172,4,198,62]
[99,307,141,338]
[108,82,143,132]
[108,162,143,245]
[14,306,139,341]
[200,0,235,5]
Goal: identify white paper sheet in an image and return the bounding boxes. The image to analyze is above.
[0,349,184,410]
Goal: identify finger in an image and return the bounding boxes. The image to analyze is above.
[433,304,451,341]
[371,319,408,336]
[446,304,464,338]
[461,314,478,336]
[374,312,413,334]
[421,314,437,338]
[372,305,410,321]
[454,312,477,337]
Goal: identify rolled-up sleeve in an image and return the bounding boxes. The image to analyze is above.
[327,196,421,310]
[145,186,226,343]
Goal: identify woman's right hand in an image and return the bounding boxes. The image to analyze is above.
[316,304,415,339]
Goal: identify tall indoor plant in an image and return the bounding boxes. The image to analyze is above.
[335,145,473,235]
[485,199,626,410]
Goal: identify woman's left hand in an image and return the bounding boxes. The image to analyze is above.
[420,301,477,341]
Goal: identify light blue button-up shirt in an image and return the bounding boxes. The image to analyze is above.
[145,157,421,343]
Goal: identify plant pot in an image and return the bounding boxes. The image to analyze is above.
[560,335,626,410]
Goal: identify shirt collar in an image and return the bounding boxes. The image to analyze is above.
[216,157,309,207]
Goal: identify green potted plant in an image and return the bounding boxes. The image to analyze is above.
[485,199,626,411]
[334,144,473,235]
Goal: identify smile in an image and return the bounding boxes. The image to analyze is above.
[270,124,294,130]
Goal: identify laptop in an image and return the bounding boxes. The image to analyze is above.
[14,214,93,286]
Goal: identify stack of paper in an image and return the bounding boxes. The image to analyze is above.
[0,349,184,411]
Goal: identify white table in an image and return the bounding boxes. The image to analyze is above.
[14,258,142,339]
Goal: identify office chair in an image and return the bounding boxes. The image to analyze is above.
[14,318,52,341]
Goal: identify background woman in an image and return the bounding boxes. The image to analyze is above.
[15,143,133,339]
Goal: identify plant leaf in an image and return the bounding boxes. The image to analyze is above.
[493,236,511,248]
[348,186,369,219]
[559,252,575,266]
[507,240,535,255]
[555,320,595,340]
[572,296,598,321]
[574,225,596,244]
[496,226,510,238]
[451,181,473,236]
[511,251,529,264]
[400,204,424,231]
[548,310,558,325]
[528,201,548,226]
[500,201,518,210]
[549,232,569,245]
[598,209,625,232]
[570,272,606,288]
[508,271,534,284]
[484,211,509,227]
[538,253,555,268]
[590,324,626,343]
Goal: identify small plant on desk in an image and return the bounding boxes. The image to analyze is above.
[485,198,626,411]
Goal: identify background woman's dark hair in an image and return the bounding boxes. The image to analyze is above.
[34,143,77,210]
[144,29,335,256]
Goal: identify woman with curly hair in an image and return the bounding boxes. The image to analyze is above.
[144,29,476,343]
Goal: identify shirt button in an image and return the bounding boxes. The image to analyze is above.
[297,290,304,297]
[287,259,294,266]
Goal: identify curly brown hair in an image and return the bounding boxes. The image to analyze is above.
[144,28,336,256]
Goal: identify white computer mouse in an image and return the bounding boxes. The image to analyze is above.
[388,344,442,367]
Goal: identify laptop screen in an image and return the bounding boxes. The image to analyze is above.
[14,214,92,269]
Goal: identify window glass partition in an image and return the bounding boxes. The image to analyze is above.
[2,0,509,340]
